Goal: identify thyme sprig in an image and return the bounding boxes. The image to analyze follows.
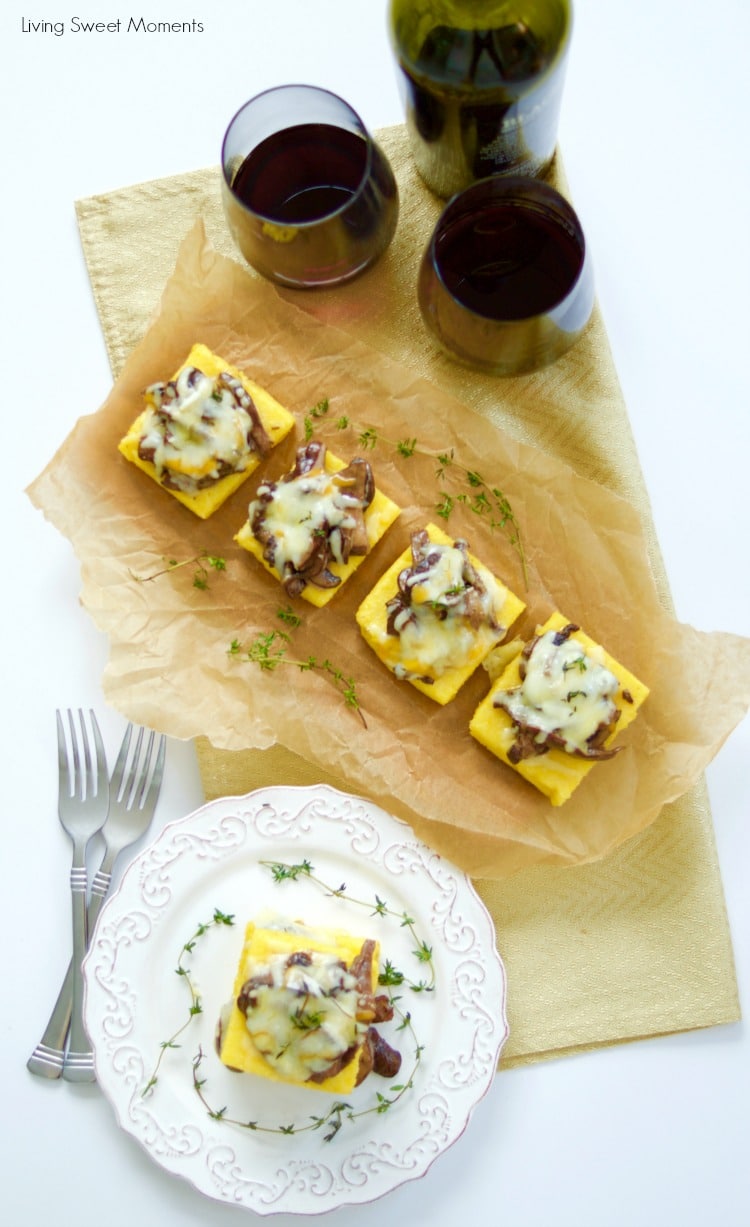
[131,551,227,590]
[305,401,528,588]
[228,607,366,727]
[142,908,235,1096]
[260,860,435,994]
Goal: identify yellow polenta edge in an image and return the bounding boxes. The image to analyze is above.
[218,921,379,1094]
[355,522,526,704]
[117,342,296,519]
[234,450,401,607]
[469,610,650,805]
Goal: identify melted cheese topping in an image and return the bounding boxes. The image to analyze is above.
[495,629,620,754]
[250,469,362,571]
[242,951,363,1083]
[392,543,506,679]
[139,366,257,491]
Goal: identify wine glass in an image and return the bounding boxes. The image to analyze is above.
[417,175,594,376]
[221,84,399,289]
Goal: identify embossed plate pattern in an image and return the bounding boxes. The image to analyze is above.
[83,784,508,1215]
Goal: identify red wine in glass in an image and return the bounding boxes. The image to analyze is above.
[418,176,594,375]
[221,87,399,289]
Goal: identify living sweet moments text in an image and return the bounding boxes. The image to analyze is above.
[20,17,205,36]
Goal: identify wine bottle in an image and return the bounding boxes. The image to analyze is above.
[388,0,573,198]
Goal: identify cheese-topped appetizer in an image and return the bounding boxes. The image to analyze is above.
[356,523,525,704]
[234,439,401,605]
[217,918,401,1094]
[118,343,295,518]
[469,611,649,805]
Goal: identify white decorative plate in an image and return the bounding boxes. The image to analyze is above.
[83,784,508,1215]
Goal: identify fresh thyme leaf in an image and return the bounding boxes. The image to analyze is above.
[379,960,405,987]
[267,859,313,882]
[358,426,379,450]
[435,494,454,520]
[303,397,331,441]
[290,1007,324,1032]
[397,437,418,458]
[277,604,302,629]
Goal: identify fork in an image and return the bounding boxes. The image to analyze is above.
[27,723,166,1081]
[51,710,109,1083]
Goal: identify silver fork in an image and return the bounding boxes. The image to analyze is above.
[27,723,166,1081]
[53,710,109,1083]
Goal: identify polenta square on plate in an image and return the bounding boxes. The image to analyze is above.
[469,611,649,806]
[234,439,401,606]
[355,523,526,705]
[217,918,383,1094]
[118,342,295,518]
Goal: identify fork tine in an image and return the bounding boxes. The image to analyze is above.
[111,726,166,813]
[143,734,167,814]
[131,731,166,814]
[120,726,145,807]
[58,709,107,803]
[90,711,108,801]
[77,710,91,802]
[56,710,70,797]
[132,730,155,808]
[109,723,134,799]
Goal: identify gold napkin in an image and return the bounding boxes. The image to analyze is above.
[73,126,740,1065]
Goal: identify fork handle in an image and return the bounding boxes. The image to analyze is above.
[26,961,73,1078]
[62,858,95,1082]
[27,854,115,1079]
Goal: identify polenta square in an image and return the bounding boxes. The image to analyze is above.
[469,611,649,806]
[234,439,401,606]
[355,523,526,704]
[118,342,295,518]
[217,919,382,1094]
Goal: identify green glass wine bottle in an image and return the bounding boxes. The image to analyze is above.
[388,0,573,198]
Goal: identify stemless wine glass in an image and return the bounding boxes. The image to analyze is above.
[221,85,399,289]
[417,176,594,376]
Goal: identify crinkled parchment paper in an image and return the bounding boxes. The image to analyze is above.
[27,221,750,877]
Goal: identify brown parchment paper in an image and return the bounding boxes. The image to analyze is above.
[27,216,750,881]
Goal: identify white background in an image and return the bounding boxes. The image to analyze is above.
[3,2,749,1224]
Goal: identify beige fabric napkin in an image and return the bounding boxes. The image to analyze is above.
[73,126,739,1065]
